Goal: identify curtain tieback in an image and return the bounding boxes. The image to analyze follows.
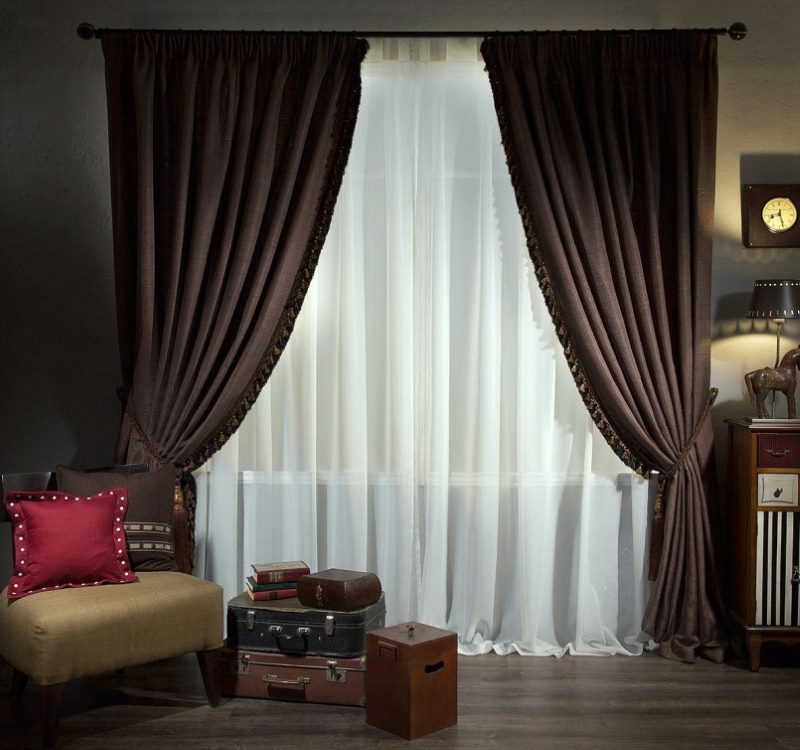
[648,387,718,580]
[117,387,169,468]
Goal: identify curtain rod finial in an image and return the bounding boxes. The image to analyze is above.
[77,23,96,40]
[728,22,747,40]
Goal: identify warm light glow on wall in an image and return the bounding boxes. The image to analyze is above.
[711,333,800,412]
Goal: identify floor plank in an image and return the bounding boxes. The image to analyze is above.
[2,645,799,749]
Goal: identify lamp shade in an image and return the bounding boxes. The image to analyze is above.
[747,279,800,320]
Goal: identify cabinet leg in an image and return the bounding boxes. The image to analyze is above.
[747,633,762,672]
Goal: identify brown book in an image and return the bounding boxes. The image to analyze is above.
[251,560,310,584]
[297,568,382,611]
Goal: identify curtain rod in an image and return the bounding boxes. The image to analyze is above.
[76,22,748,41]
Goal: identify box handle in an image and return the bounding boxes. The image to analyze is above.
[425,660,445,674]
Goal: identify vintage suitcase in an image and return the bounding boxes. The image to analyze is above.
[226,591,385,657]
[219,647,367,707]
[297,568,382,611]
[366,622,458,739]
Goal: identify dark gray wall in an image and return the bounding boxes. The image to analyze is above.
[1,2,128,474]
[1,0,799,577]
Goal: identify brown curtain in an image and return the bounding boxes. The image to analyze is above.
[481,31,727,662]
[102,32,368,472]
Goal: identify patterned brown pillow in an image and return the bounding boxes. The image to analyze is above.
[56,465,178,572]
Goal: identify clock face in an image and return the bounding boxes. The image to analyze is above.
[761,196,798,233]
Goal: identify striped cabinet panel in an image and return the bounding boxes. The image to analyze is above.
[755,512,800,627]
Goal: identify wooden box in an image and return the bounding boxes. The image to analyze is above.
[365,622,457,739]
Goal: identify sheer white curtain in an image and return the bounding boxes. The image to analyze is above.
[195,39,653,656]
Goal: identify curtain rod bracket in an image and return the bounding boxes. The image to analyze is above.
[76,21,748,41]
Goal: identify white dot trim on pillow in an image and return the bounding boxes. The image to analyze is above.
[4,487,139,599]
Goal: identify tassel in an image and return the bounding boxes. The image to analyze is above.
[647,388,719,582]
[173,483,192,574]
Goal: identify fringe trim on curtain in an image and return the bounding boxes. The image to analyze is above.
[480,38,647,477]
[181,38,370,474]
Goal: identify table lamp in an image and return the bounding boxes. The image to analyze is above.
[747,279,800,366]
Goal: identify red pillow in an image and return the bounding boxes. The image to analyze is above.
[5,488,139,600]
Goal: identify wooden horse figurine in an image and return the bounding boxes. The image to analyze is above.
[744,345,800,419]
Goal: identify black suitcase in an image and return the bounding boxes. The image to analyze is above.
[226,591,386,657]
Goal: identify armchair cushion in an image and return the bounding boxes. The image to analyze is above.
[5,488,138,600]
[0,571,224,685]
[57,465,178,572]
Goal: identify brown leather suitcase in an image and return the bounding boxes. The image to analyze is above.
[297,568,382,611]
[366,622,458,739]
[219,647,367,707]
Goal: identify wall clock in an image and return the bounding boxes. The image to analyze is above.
[742,184,800,247]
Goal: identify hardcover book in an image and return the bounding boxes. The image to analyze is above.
[251,560,310,584]
[246,575,298,593]
[246,587,298,602]
[297,569,382,612]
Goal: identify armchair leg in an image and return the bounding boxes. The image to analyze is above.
[11,668,29,698]
[40,682,66,749]
[196,649,221,707]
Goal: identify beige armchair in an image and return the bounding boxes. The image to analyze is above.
[0,467,224,748]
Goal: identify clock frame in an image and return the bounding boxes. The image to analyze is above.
[742,184,800,248]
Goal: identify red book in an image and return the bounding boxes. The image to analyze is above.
[246,587,298,601]
[251,560,310,584]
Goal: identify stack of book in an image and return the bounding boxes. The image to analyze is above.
[246,560,310,601]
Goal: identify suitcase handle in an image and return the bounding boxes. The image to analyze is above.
[269,625,309,653]
[263,674,310,700]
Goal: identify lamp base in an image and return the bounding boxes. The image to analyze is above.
[774,318,785,368]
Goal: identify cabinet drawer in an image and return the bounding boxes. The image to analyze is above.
[758,474,799,507]
[757,434,800,468]
[755,512,800,627]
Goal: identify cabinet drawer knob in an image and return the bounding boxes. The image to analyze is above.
[765,448,791,457]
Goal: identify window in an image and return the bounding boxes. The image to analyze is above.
[196,40,651,655]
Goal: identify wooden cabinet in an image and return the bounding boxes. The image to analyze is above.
[726,418,800,670]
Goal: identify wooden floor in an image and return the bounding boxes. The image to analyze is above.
[2,645,800,749]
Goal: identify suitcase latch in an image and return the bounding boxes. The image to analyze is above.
[326,660,347,682]
[232,653,251,675]
[325,615,335,636]
[246,610,256,631]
